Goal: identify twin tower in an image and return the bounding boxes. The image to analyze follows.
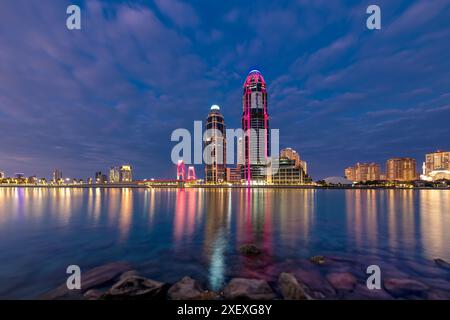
[205,70,270,184]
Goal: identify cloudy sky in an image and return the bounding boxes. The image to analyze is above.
[0,0,449,180]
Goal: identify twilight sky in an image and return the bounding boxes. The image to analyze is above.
[0,0,449,180]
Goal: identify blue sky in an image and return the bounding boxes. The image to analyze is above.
[0,0,449,180]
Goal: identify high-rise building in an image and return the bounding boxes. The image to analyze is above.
[109,165,133,183]
[421,150,450,181]
[345,163,380,182]
[205,105,226,183]
[52,169,62,183]
[0,171,5,179]
[241,70,269,183]
[386,158,417,181]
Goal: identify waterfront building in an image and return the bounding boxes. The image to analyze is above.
[344,163,380,182]
[205,105,226,183]
[52,169,62,183]
[95,171,107,183]
[0,171,5,179]
[272,148,308,185]
[109,165,133,183]
[344,167,356,182]
[241,70,270,183]
[226,167,241,183]
[420,150,450,181]
[386,158,417,181]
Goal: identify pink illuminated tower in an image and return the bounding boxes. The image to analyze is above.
[241,70,269,184]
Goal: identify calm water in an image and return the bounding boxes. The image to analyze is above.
[0,187,449,299]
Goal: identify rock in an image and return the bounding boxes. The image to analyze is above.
[310,256,326,265]
[384,278,429,297]
[41,261,132,299]
[103,275,168,300]
[277,273,312,300]
[427,290,450,300]
[168,276,208,300]
[295,269,336,298]
[223,278,276,300]
[434,258,450,271]
[345,284,393,300]
[83,289,104,300]
[239,244,262,256]
[326,272,357,291]
[120,270,141,281]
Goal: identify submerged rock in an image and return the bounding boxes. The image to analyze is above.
[310,256,326,266]
[103,275,168,300]
[277,272,312,300]
[83,289,104,300]
[434,258,450,271]
[168,276,210,300]
[345,284,393,300]
[384,278,429,297]
[295,269,336,299]
[41,261,132,299]
[239,244,262,257]
[223,278,276,300]
[326,272,357,291]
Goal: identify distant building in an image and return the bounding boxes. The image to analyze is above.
[95,171,107,184]
[272,148,308,185]
[205,105,226,183]
[226,167,241,183]
[0,171,5,179]
[421,150,450,181]
[386,158,417,181]
[109,165,133,183]
[15,173,25,179]
[27,176,37,184]
[53,169,62,182]
[345,163,380,182]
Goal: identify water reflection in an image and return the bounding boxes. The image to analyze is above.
[0,187,449,298]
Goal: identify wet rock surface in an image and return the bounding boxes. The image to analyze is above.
[41,261,132,299]
[239,244,263,257]
[277,272,312,300]
[384,278,429,297]
[326,272,357,291]
[42,256,450,300]
[168,276,213,300]
[103,275,168,300]
[223,278,276,300]
[434,258,450,271]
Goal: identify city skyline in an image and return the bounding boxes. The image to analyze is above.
[1,1,450,180]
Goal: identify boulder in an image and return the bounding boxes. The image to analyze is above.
[41,261,132,299]
[384,278,429,297]
[119,270,141,281]
[310,256,326,265]
[434,258,450,271]
[223,278,276,300]
[103,275,168,300]
[168,276,207,300]
[83,289,104,300]
[277,273,312,300]
[326,272,357,291]
[345,284,393,300]
[295,269,336,298]
[239,244,262,256]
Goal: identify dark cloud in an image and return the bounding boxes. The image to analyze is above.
[0,0,449,180]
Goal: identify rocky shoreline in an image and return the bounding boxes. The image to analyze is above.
[41,248,450,300]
